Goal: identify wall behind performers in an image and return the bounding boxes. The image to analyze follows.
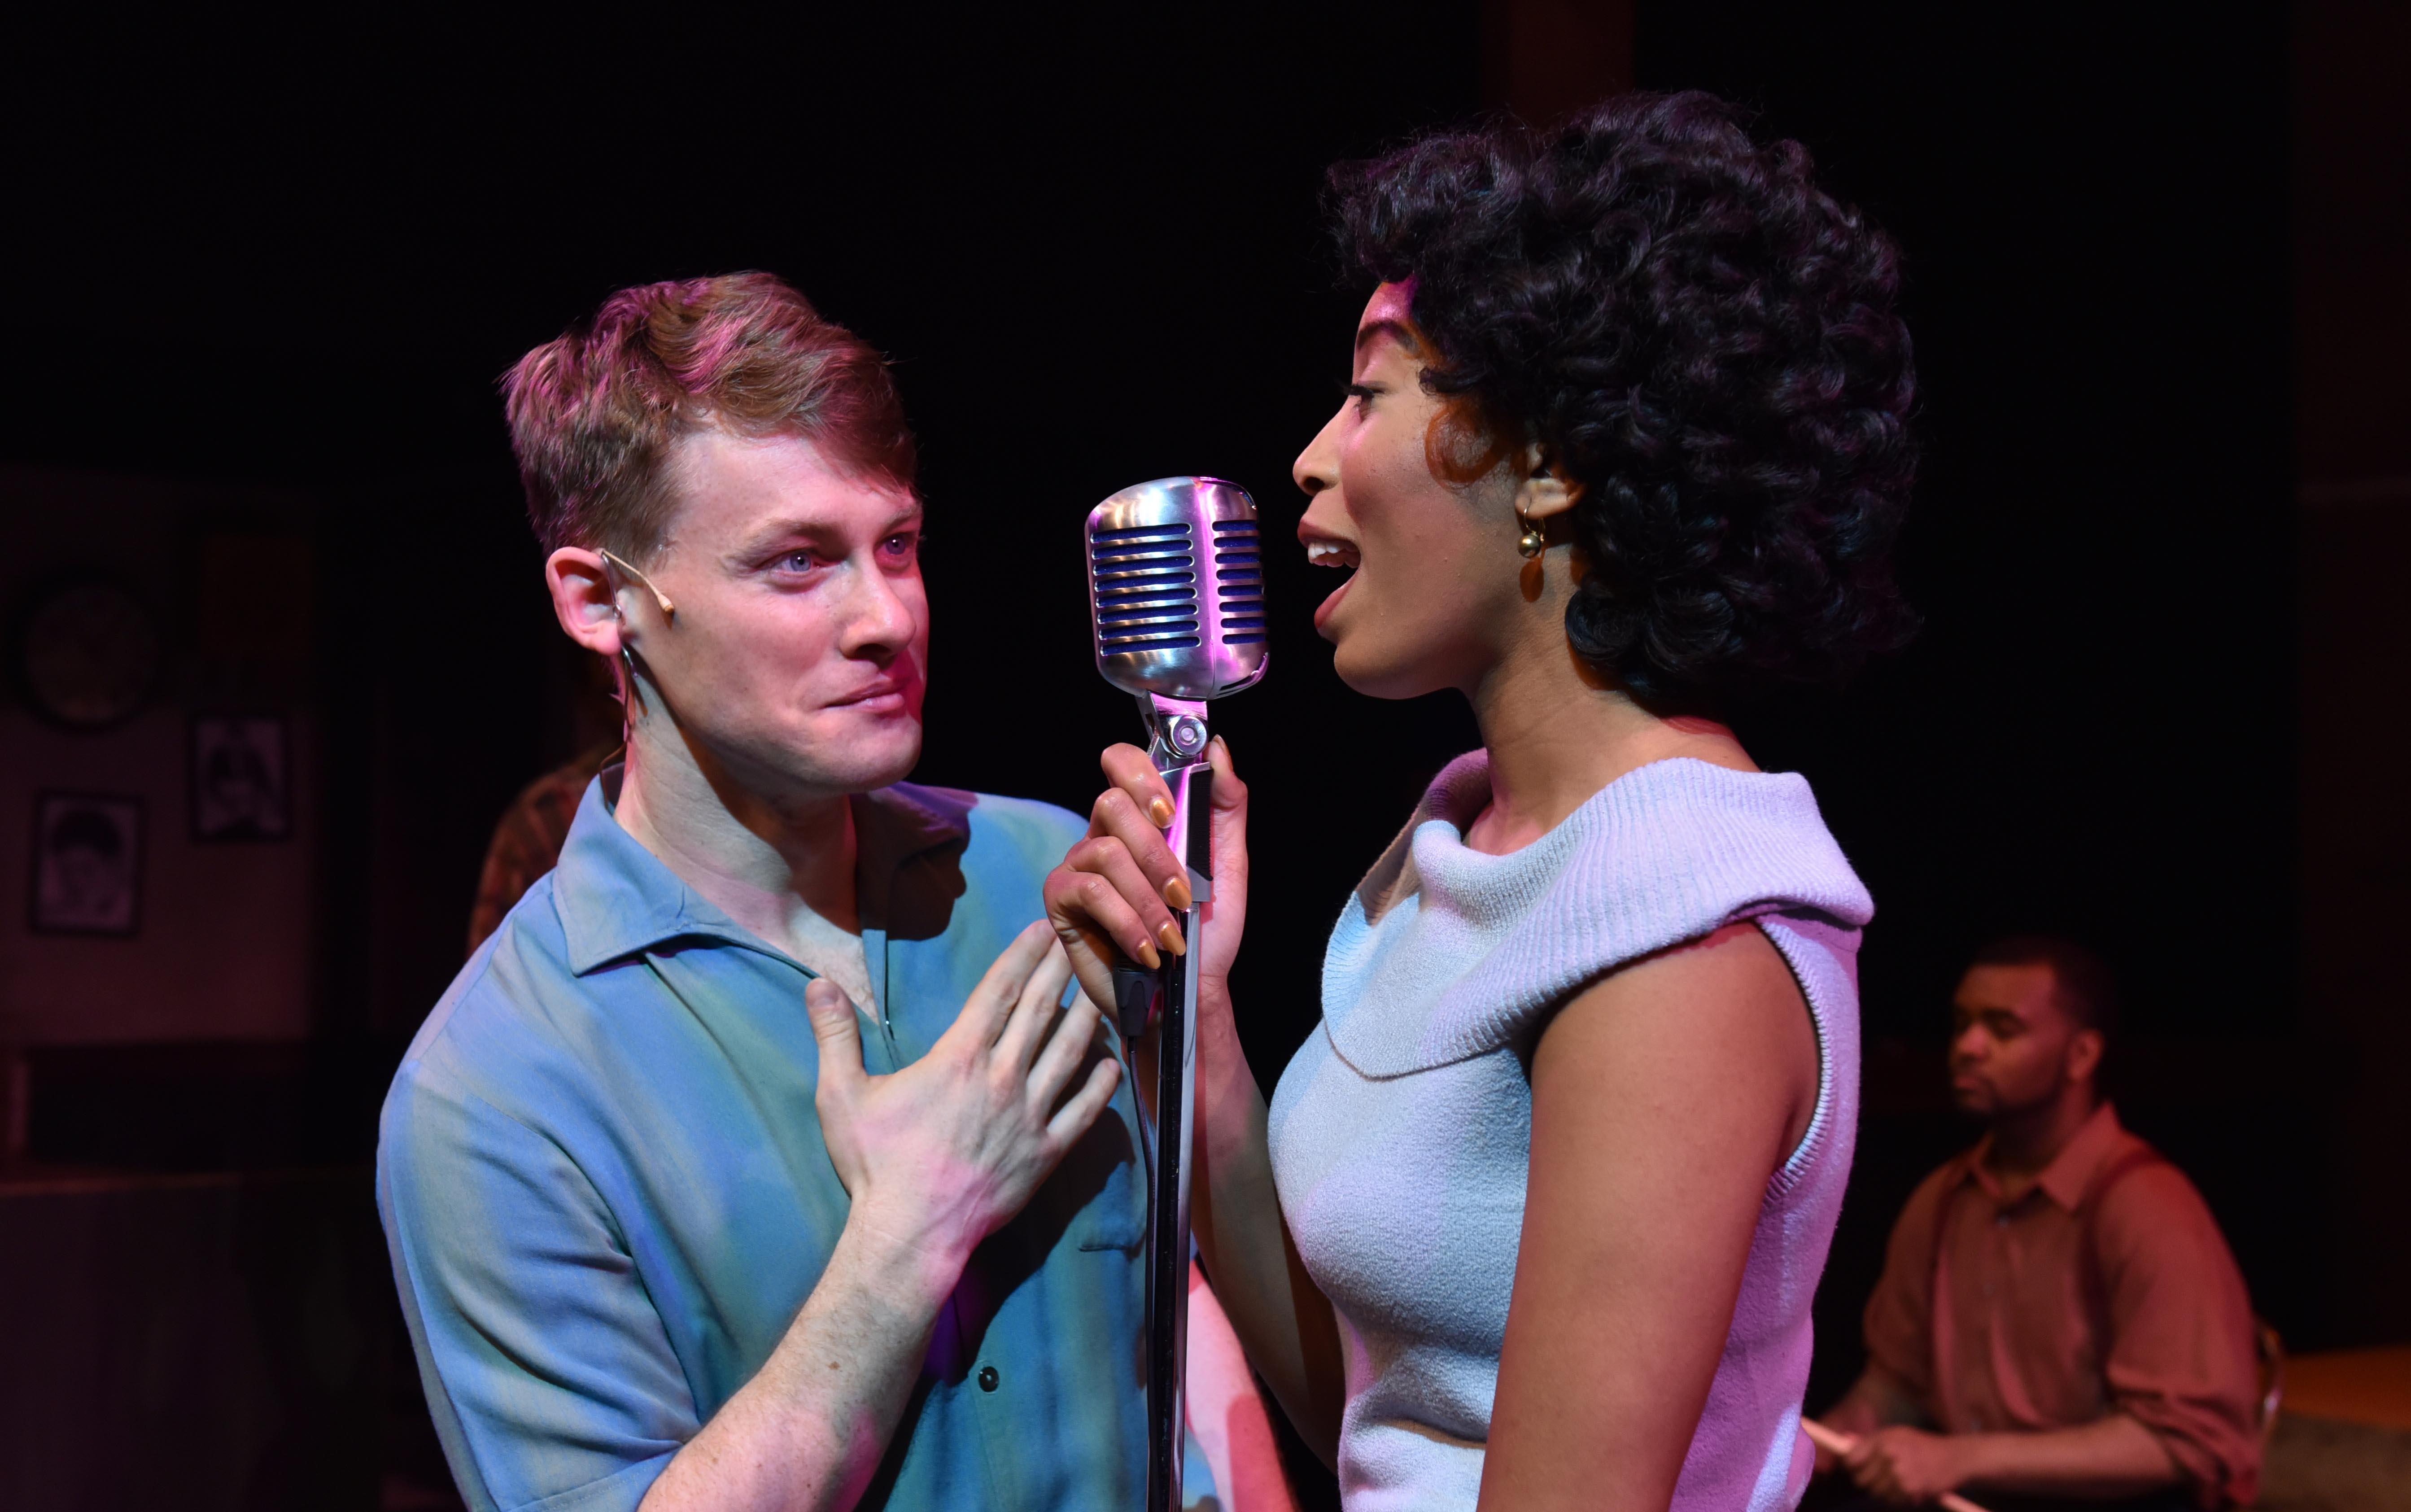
[0,8,1489,1048]
[0,0,2302,1322]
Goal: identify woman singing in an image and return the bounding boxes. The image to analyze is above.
[1048,93,1916,1512]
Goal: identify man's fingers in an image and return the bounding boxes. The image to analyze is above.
[939,919,1056,1052]
[1028,990,1105,1107]
[803,978,865,1095]
[1851,1446,1906,1503]
[1100,743,1176,828]
[994,942,1075,1070]
[1843,1442,1884,1488]
[1045,1053,1123,1147]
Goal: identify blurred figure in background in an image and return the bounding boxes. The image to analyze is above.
[1814,937,2261,1512]
[465,737,614,954]
[464,650,621,956]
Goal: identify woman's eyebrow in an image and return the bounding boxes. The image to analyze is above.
[1355,318,1421,355]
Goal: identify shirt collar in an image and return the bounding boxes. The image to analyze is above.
[551,764,973,976]
[1960,1099,2126,1212]
[2033,1098,2125,1210]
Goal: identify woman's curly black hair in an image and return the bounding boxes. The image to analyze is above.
[1330,92,1919,701]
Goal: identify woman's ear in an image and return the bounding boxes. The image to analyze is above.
[545,548,625,659]
[1513,443,1584,520]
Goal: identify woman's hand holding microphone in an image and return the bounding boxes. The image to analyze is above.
[1043,736,1249,1037]
[1046,734,1345,1459]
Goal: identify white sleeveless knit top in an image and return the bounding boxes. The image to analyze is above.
[1267,753,1871,1512]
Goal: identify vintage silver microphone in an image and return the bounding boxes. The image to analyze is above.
[1084,476,1266,1512]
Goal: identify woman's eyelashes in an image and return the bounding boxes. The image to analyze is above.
[1346,382,1381,413]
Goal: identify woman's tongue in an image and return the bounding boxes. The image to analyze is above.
[1312,559,1357,631]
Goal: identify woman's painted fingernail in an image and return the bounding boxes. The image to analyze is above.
[1148,795,1175,827]
[1135,939,1162,971]
[1162,876,1192,910]
[1157,921,1187,957]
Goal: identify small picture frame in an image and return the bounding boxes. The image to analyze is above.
[190,714,291,842]
[29,792,144,936]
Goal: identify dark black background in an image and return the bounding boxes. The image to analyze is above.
[0,0,2301,1467]
[1640,3,2295,1043]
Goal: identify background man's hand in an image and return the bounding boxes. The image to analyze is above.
[1845,1425,1974,1505]
[805,920,1122,1289]
[1044,737,1249,1017]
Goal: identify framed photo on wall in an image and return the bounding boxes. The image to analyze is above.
[190,714,291,841]
[29,792,144,936]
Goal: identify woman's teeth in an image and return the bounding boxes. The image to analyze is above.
[1306,541,1358,568]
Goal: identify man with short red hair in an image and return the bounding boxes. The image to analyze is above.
[378,273,1151,1512]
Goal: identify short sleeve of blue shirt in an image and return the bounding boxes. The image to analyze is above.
[377,774,1153,1512]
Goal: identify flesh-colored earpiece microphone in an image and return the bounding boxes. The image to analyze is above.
[600,549,676,620]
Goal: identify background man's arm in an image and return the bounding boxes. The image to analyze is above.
[1820,1363,1929,1447]
[1843,1413,2183,1505]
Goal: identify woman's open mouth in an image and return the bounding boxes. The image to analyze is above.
[1306,539,1360,634]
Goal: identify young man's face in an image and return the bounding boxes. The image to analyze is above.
[630,428,928,803]
[1947,962,2085,1119]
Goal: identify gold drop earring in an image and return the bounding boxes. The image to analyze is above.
[1516,507,1547,559]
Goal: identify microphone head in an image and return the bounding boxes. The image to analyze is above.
[1087,476,1267,701]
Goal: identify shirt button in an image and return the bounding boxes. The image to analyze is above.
[978,1365,1000,1392]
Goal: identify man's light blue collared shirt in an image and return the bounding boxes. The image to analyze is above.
[377,773,1152,1512]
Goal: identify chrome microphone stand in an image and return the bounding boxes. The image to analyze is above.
[1109,695,1212,1512]
[1084,474,1264,1512]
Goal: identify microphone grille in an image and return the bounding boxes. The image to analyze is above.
[1087,476,1268,700]
[1210,517,1265,646]
[1090,520,1200,655]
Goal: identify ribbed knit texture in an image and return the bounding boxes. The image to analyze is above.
[1268,752,1872,1512]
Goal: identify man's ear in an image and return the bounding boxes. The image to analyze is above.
[2066,1027,2105,1088]
[546,548,625,659]
[1513,441,1584,520]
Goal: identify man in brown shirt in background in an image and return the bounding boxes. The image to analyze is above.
[1816,937,2261,1510]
